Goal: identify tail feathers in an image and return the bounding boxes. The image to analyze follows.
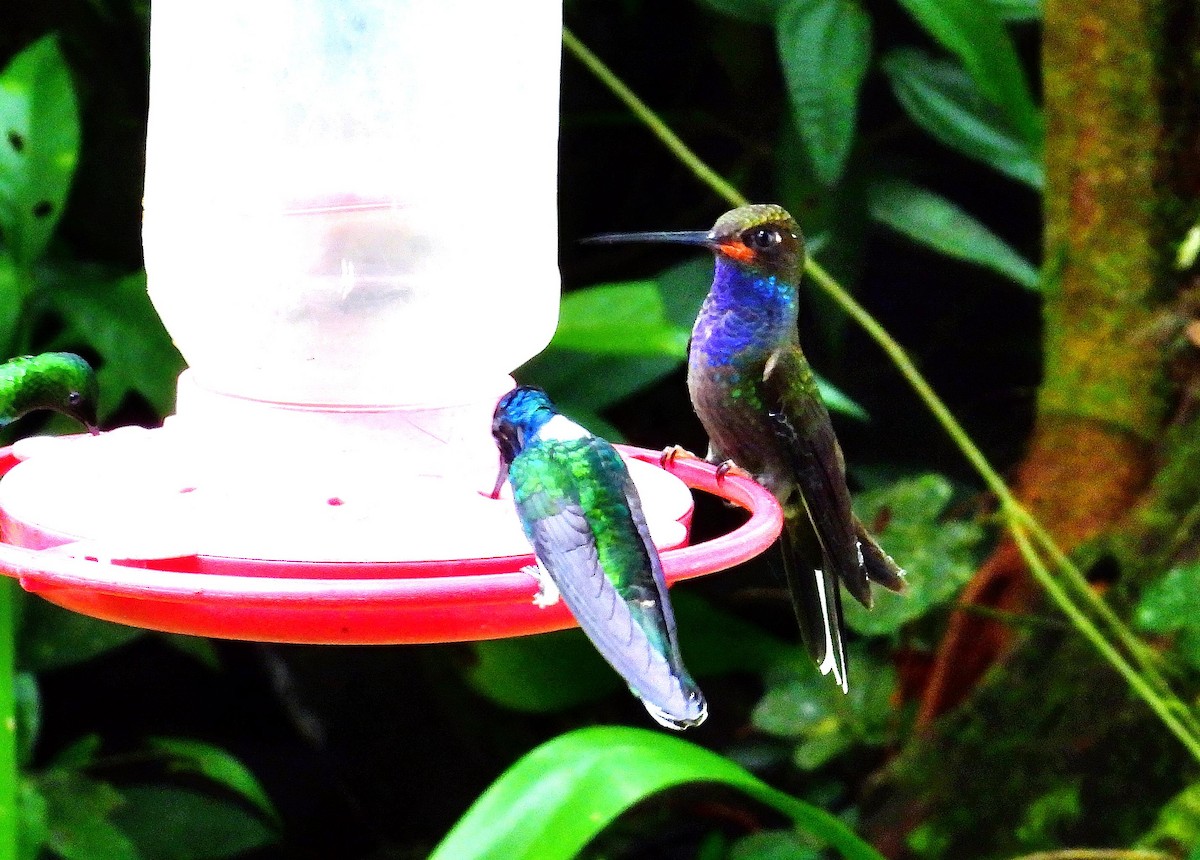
[779,525,849,694]
[854,516,906,594]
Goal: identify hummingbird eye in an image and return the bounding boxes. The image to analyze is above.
[746,226,782,251]
[67,392,82,406]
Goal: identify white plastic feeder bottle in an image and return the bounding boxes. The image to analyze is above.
[0,0,693,567]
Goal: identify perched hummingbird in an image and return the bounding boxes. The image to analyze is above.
[0,352,99,434]
[589,204,904,692]
[491,385,707,729]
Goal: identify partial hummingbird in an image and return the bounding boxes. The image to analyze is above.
[588,204,904,692]
[0,352,100,434]
[491,385,706,729]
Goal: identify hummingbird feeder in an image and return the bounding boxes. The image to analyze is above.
[0,0,783,644]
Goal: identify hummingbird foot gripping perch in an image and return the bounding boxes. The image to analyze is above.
[521,563,562,609]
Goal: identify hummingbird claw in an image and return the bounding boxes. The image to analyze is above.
[659,445,699,470]
[714,460,753,483]
[521,564,561,608]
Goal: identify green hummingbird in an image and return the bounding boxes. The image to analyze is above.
[491,385,706,729]
[588,204,904,692]
[0,352,99,434]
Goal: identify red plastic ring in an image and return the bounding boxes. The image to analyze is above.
[0,445,783,643]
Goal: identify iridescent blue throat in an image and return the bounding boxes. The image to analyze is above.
[692,259,798,365]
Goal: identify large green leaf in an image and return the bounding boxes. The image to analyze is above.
[882,48,1043,189]
[48,270,185,418]
[893,0,1040,147]
[430,726,884,860]
[112,786,277,860]
[552,281,690,357]
[145,738,278,823]
[775,0,872,186]
[0,35,80,265]
[844,473,984,636]
[867,178,1039,290]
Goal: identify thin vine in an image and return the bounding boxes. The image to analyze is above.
[560,26,1200,759]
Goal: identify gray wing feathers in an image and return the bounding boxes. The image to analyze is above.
[523,502,706,729]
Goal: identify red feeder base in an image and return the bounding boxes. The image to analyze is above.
[0,445,783,644]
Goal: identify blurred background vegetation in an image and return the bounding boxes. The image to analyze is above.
[3,0,1200,858]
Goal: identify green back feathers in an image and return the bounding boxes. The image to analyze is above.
[510,436,652,594]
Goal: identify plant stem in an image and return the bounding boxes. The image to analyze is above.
[562,28,1200,758]
[0,579,17,860]
[560,29,748,210]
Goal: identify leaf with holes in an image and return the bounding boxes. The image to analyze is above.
[0,35,80,265]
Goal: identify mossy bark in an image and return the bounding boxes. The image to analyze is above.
[918,0,1198,724]
[883,2,1200,855]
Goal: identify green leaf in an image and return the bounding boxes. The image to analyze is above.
[882,48,1043,189]
[37,769,141,860]
[0,35,80,265]
[50,735,102,770]
[464,592,795,714]
[519,349,679,415]
[892,0,1040,146]
[867,178,1040,290]
[146,738,277,822]
[19,779,48,860]
[657,256,716,329]
[1139,780,1200,854]
[817,375,868,421]
[695,0,783,24]
[47,270,185,418]
[467,629,621,713]
[0,252,23,352]
[752,646,897,767]
[18,597,144,672]
[156,634,221,671]
[14,672,38,767]
[844,473,984,636]
[1136,563,1200,671]
[776,0,872,186]
[430,726,884,860]
[112,786,277,860]
[730,830,823,860]
[988,0,1040,22]
[552,282,691,357]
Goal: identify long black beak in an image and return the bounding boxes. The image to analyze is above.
[583,230,714,248]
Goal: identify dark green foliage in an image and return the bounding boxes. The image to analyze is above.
[0,30,271,860]
[8,0,1195,858]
